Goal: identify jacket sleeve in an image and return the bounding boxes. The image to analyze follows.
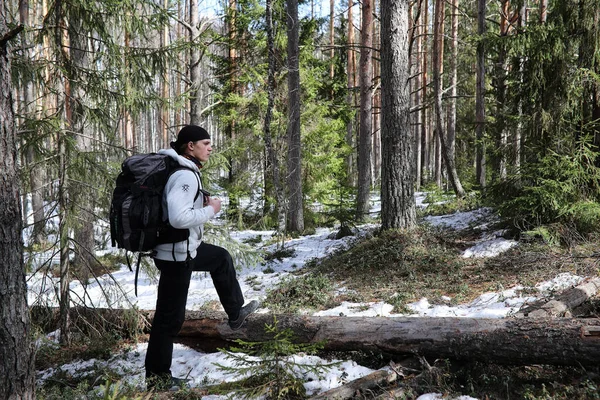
[164,170,216,229]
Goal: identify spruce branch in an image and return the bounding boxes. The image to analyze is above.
[0,24,24,47]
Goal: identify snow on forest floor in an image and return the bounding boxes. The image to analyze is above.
[27,193,589,399]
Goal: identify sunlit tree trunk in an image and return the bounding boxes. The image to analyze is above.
[433,0,464,197]
[413,0,423,190]
[447,0,458,173]
[496,0,509,181]
[539,0,548,23]
[380,0,416,230]
[433,0,441,189]
[475,0,486,189]
[329,0,335,85]
[286,0,304,233]
[372,2,381,187]
[421,0,429,186]
[513,1,527,178]
[357,0,373,220]
[0,10,36,398]
[346,0,357,186]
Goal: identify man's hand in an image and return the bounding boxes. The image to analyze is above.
[207,197,222,214]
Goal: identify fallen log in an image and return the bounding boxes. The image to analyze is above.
[31,307,600,367]
[515,277,600,318]
[179,312,600,367]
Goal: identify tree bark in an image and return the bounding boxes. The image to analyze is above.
[264,0,286,232]
[33,307,600,368]
[286,0,304,233]
[189,0,202,125]
[413,0,423,190]
[380,0,416,230]
[0,11,36,398]
[475,0,486,189]
[356,0,374,221]
[433,0,465,197]
[345,0,357,187]
[496,0,509,181]
[420,0,429,186]
[178,314,600,367]
[447,0,459,176]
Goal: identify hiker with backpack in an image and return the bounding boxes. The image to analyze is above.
[141,125,259,390]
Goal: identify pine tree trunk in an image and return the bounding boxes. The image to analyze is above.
[189,0,202,125]
[70,17,98,287]
[447,0,458,174]
[496,0,509,181]
[475,0,486,188]
[413,0,423,190]
[380,0,416,230]
[356,0,374,221]
[0,12,36,398]
[286,0,304,233]
[264,0,286,232]
[372,5,381,187]
[420,0,429,186]
[346,0,356,187]
[433,0,464,197]
[329,0,335,85]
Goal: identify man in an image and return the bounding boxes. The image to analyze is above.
[145,124,259,390]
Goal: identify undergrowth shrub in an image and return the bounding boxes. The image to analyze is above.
[264,273,333,313]
[214,319,334,399]
[489,136,600,232]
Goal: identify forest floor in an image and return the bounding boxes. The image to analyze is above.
[33,201,600,399]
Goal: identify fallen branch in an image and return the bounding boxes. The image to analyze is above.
[515,277,600,318]
[309,369,398,400]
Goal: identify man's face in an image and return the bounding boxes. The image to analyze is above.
[189,139,212,162]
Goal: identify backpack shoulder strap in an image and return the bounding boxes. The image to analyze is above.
[169,166,201,202]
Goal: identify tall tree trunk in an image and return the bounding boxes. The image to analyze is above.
[346,0,357,187]
[55,0,72,345]
[356,0,374,220]
[0,12,36,399]
[20,0,45,245]
[69,17,97,287]
[413,0,423,190]
[372,3,381,187]
[539,0,548,23]
[496,0,509,181]
[380,0,416,230]
[513,1,527,179]
[286,0,304,233]
[329,0,335,85]
[226,0,241,223]
[433,0,464,197]
[447,0,458,174]
[189,0,202,124]
[432,0,442,192]
[475,0,486,189]
[160,0,169,147]
[420,0,429,186]
[264,0,286,232]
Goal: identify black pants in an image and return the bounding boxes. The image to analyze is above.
[144,242,244,378]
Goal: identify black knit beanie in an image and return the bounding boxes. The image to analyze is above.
[170,125,211,154]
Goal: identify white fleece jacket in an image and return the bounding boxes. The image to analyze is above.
[153,149,216,261]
